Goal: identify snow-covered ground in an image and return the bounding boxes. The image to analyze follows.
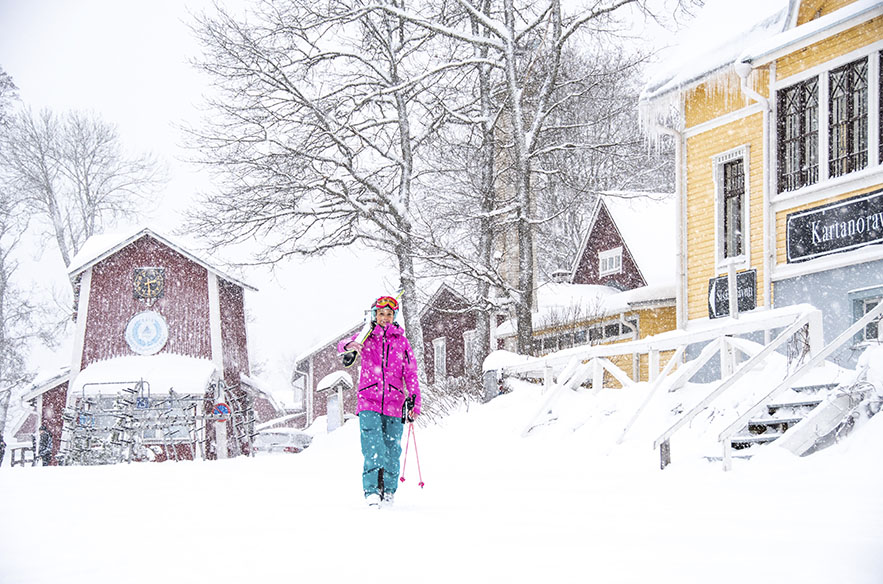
[2,374,882,584]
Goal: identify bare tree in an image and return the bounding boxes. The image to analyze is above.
[0,108,164,268]
[533,46,674,278]
[187,0,480,372]
[372,0,685,354]
[0,68,53,438]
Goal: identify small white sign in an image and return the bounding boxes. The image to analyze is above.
[125,311,169,355]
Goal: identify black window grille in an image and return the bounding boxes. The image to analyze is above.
[777,78,819,192]
[722,158,744,258]
[829,57,868,178]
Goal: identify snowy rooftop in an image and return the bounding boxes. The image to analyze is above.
[68,226,256,291]
[641,0,883,115]
[496,281,676,336]
[596,193,677,288]
[640,0,791,104]
[316,371,354,392]
[69,354,218,397]
[738,0,883,66]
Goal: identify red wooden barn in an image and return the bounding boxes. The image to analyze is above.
[21,227,281,464]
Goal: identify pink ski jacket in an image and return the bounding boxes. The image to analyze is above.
[338,323,422,418]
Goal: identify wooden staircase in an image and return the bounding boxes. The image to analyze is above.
[729,383,835,450]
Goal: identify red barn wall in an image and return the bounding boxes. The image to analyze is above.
[571,204,646,291]
[218,278,250,384]
[41,382,68,465]
[81,236,212,369]
[420,289,477,384]
[309,329,360,424]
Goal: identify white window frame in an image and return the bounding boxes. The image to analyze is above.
[598,247,623,277]
[463,329,476,371]
[861,297,882,343]
[432,337,447,380]
[713,145,751,271]
[771,42,883,205]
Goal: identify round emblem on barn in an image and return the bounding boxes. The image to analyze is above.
[125,311,169,355]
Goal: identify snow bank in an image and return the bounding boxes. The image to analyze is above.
[482,349,537,372]
[857,344,883,396]
[70,354,218,397]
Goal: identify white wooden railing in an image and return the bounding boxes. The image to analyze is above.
[717,299,883,470]
[495,304,825,448]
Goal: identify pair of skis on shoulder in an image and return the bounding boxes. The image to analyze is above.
[342,313,374,368]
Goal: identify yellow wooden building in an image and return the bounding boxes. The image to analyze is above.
[640,0,883,365]
[495,194,678,382]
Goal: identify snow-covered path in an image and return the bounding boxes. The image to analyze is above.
[2,383,882,583]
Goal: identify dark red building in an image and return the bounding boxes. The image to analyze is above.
[21,228,281,464]
[295,284,478,427]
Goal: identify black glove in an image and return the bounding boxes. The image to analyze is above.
[402,394,416,423]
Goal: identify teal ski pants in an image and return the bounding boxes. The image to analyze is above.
[359,411,403,496]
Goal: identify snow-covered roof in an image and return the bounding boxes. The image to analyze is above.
[640,0,792,105]
[21,366,72,401]
[316,371,354,392]
[641,0,883,117]
[240,374,285,411]
[295,321,362,365]
[495,281,675,337]
[738,0,883,67]
[68,226,257,292]
[69,354,218,397]
[596,193,677,288]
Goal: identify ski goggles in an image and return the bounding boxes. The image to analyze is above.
[374,296,399,310]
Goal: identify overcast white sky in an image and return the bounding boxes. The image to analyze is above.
[0,0,699,396]
[0,0,399,396]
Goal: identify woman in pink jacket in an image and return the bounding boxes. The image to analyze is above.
[339,295,421,508]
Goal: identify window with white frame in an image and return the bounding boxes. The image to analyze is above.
[713,147,749,265]
[598,247,623,277]
[776,49,883,194]
[861,298,881,343]
[829,57,868,178]
[778,77,819,192]
[463,329,476,372]
[432,337,447,380]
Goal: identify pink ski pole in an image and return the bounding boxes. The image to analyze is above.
[400,422,424,488]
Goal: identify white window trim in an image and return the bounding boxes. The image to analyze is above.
[432,337,447,380]
[861,298,882,343]
[598,247,623,277]
[712,145,751,271]
[463,329,476,370]
[772,42,883,205]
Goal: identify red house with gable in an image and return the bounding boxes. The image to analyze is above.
[294,283,479,428]
[420,284,478,384]
[21,227,280,464]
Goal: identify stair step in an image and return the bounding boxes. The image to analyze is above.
[791,383,839,393]
[730,432,783,449]
[767,400,822,414]
[748,416,803,431]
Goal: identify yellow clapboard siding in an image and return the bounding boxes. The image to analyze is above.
[684,111,767,320]
[777,16,883,79]
[797,0,862,27]
[532,305,678,386]
[684,70,770,128]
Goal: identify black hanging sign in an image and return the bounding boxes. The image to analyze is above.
[786,188,883,263]
[708,269,757,319]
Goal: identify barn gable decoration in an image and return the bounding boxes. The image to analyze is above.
[24,227,277,465]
